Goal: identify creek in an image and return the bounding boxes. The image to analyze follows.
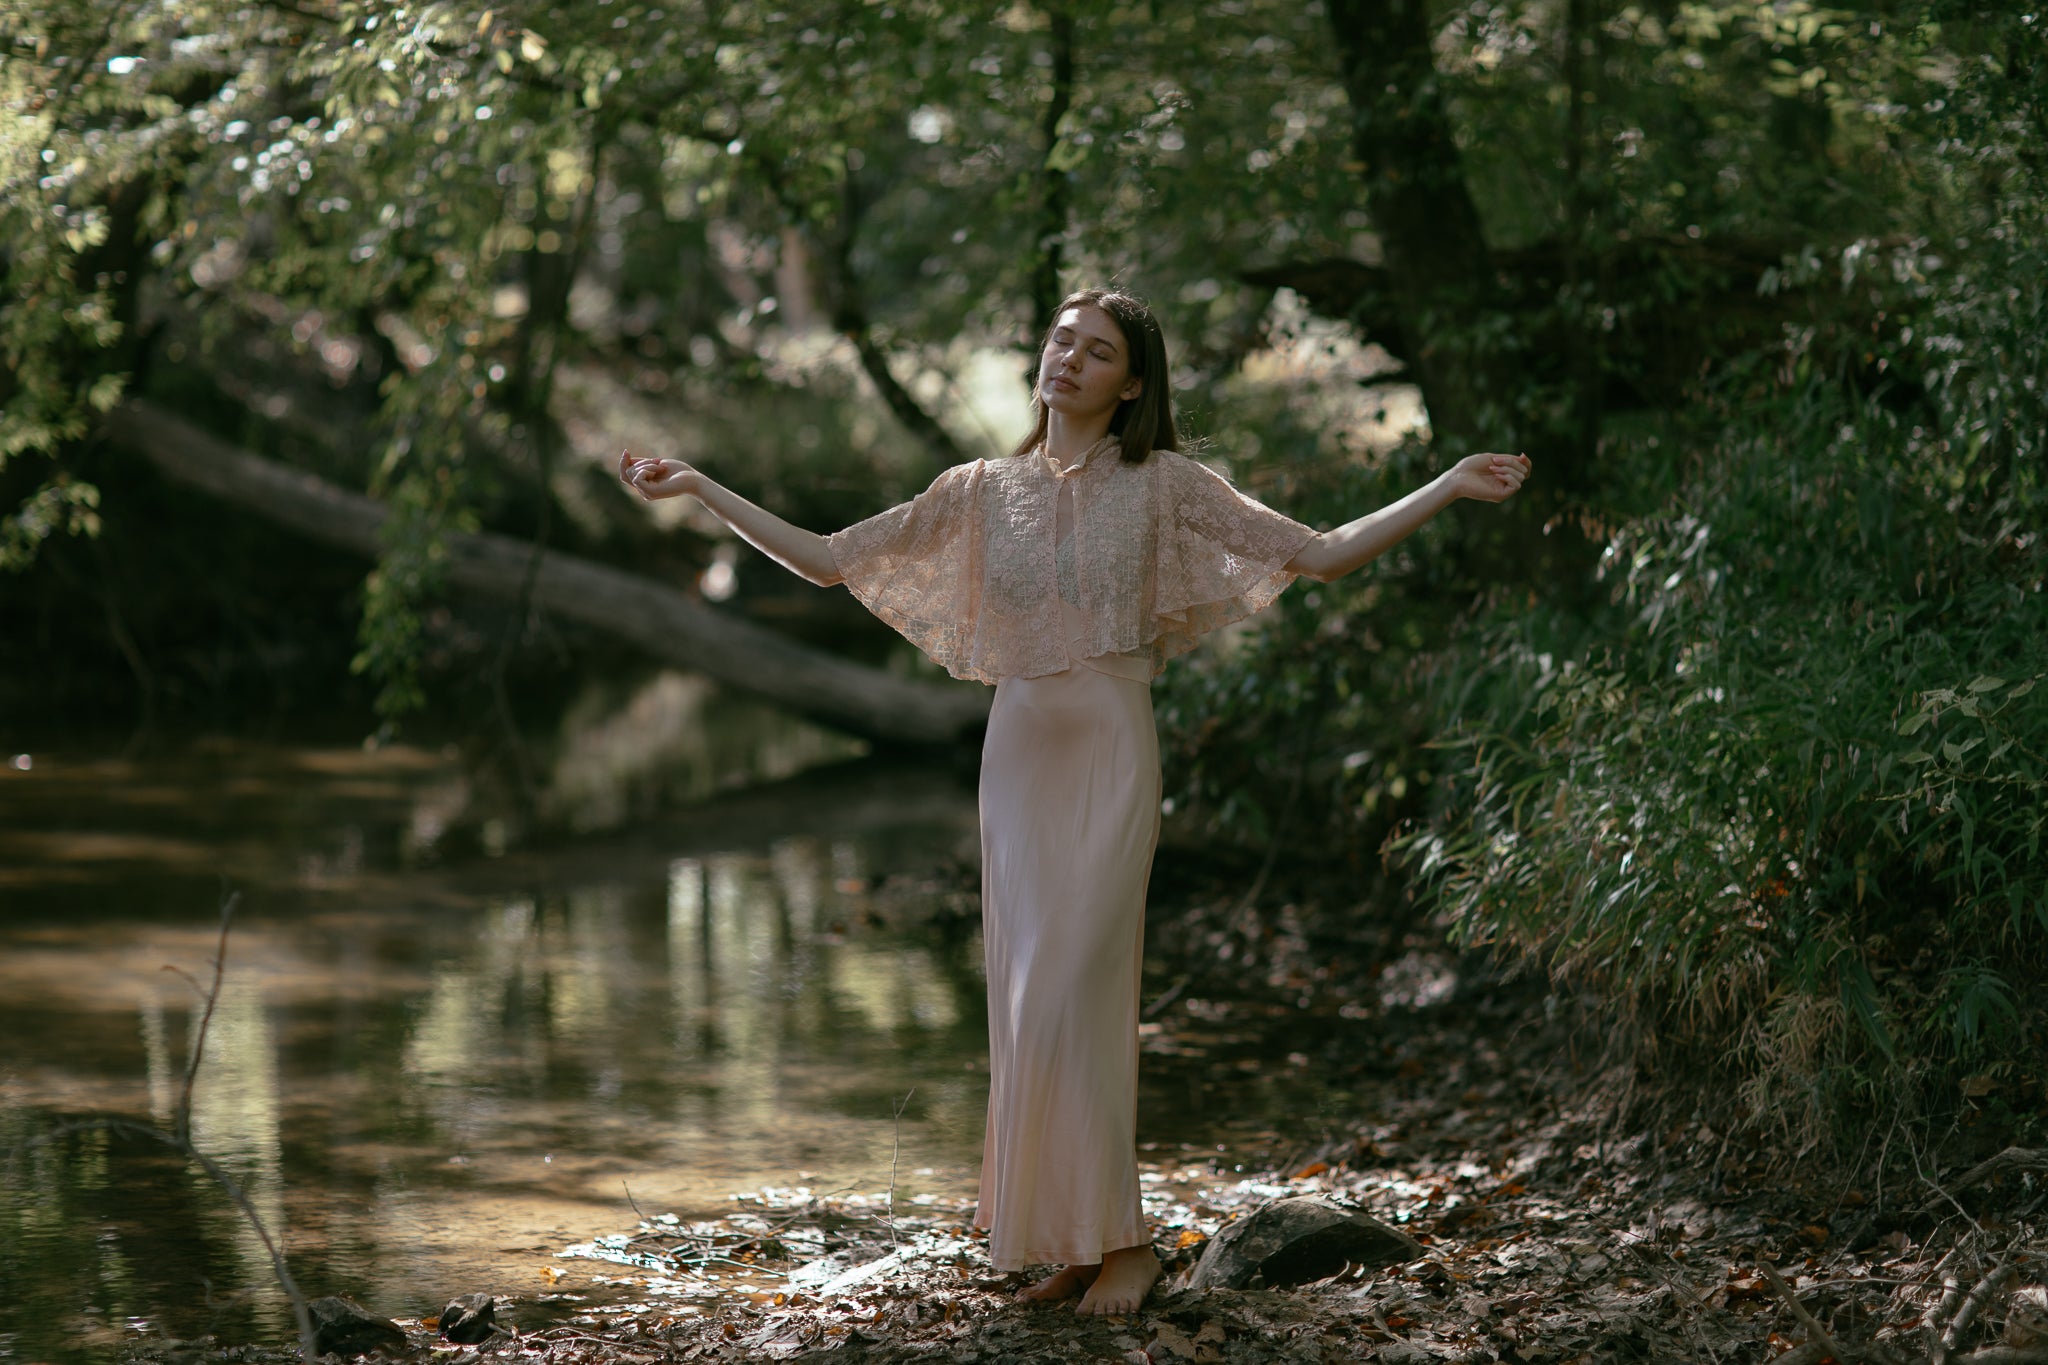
[0,680,1368,1363]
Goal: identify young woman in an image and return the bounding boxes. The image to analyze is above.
[620,289,1530,1315]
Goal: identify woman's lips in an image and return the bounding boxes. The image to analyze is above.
[1045,375,1078,393]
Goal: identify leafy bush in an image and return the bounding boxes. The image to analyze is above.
[1163,11,2048,1147]
[1154,348,1501,893]
[1400,183,2047,1142]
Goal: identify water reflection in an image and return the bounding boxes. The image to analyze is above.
[0,743,983,1364]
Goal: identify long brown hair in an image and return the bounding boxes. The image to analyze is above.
[1009,288,1180,464]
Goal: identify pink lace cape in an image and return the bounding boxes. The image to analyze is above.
[826,442,1318,685]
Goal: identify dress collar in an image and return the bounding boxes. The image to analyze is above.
[1042,434,1120,478]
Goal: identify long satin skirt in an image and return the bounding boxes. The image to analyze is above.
[972,664,1161,1270]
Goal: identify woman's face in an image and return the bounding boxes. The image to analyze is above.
[1038,305,1141,420]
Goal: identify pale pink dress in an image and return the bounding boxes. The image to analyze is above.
[827,436,1315,1270]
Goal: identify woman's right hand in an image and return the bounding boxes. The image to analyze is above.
[619,449,698,501]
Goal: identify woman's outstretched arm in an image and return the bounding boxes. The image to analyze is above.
[618,451,844,587]
[1284,451,1531,583]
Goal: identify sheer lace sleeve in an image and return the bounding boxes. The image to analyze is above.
[1149,452,1319,663]
[825,460,990,682]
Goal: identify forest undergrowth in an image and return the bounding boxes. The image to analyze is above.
[108,860,2048,1365]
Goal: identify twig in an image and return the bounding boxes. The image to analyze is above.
[622,1180,648,1221]
[1919,1167,1991,1235]
[1931,1255,1973,1335]
[1623,1242,1718,1362]
[1953,1149,2048,1194]
[1760,1261,1848,1365]
[708,1207,830,1256]
[6,895,316,1362]
[176,890,240,1144]
[1945,1255,2024,1354]
[1144,973,1191,1020]
[30,1118,317,1361]
[887,1087,916,1248]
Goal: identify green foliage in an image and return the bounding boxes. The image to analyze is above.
[1406,381,2044,1120]
[1391,22,2048,1135]
[1148,3,2048,1146]
[4,0,2042,1145]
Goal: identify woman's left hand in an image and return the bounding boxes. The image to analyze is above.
[1448,452,1532,503]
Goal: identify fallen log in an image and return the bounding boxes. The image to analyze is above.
[104,399,991,747]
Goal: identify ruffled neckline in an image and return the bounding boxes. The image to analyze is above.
[1040,434,1121,479]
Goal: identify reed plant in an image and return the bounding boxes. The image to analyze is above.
[1402,200,2047,1148]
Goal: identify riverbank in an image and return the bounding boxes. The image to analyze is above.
[10,738,2032,1365]
[118,950,2046,1364]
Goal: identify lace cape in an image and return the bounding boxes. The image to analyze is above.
[826,439,1317,685]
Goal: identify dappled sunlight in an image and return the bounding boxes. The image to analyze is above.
[0,756,985,1352]
[1238,289,1427,458]
[543,672,864,835]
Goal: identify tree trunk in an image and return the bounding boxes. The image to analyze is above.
[103,400,991,748]
[1031,6,1078,336]
[1326,0,1516,458]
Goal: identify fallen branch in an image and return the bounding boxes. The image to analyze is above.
[7,890,318,1362]
[1761,1261,1848,1365]
[104,399,991,747]
[1954,1149,2048,1194]
[1946,1256,2026,1357]
[171,892,238,1144]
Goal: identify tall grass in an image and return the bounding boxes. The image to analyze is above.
[1402,211,2047,1145]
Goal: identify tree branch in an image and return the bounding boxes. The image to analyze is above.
[826,172,969,468]
[103,399,990,747]
[1030,6,1077,335]
[1326,0,1507,455]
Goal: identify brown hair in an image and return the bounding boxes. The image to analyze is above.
[1009,288,1180,464]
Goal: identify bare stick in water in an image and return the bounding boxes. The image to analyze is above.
[174,890,240,1144]
[887,1087,917,1248]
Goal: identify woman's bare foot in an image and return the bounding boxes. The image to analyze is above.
[1075,1244,1160,1315]
[1017,1262,1099,1303]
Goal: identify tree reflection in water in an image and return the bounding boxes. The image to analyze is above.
[0,742,984,1364]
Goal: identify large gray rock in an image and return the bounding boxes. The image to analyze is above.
[308,1296,407,1357]
[1186,1196,1423,1290]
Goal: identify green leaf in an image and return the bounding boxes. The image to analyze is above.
[1839,957,1894,1062]
[1968,675,2006,692]
[85,372,126,413]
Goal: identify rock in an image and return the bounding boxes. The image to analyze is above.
[439,1293,497,1345]
[308,1296,406,1357]
[1185,1196,1423,1291]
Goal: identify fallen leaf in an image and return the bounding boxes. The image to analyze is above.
[1294,1162,1330,1179]
[1147,1322,1197,1359]
[1174,1228,1207,1249]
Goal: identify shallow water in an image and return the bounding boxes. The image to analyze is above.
[0,737,989,1361]
[0,733,1373,1363]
